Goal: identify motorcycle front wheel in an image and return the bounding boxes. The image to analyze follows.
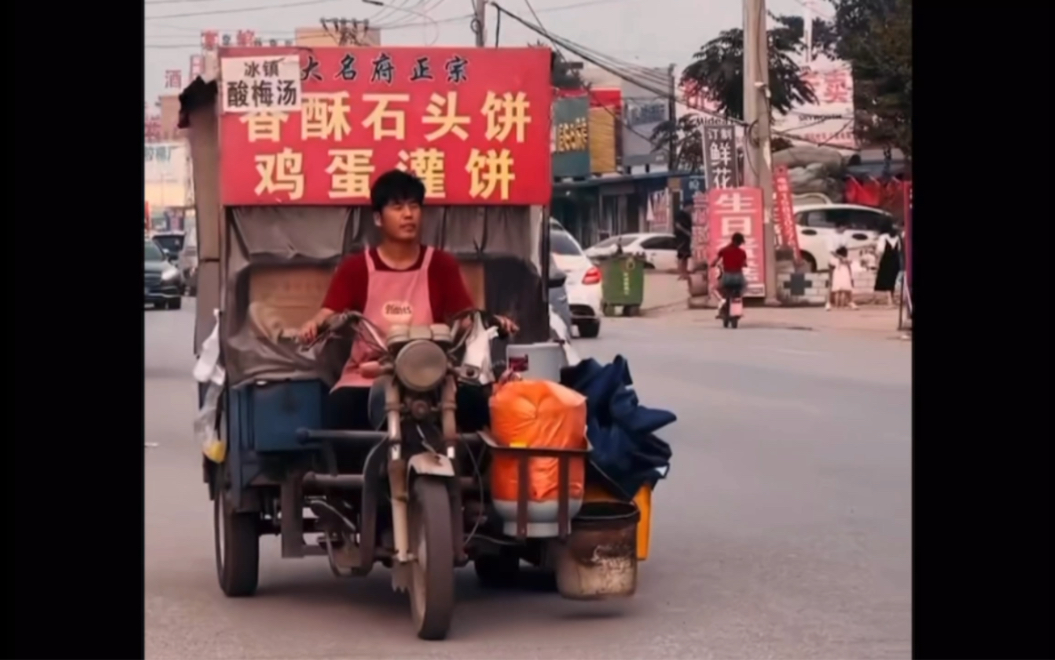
[408,477,455,640]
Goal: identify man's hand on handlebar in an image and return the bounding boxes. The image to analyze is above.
[298,319,320,344]
[493,314,518,336]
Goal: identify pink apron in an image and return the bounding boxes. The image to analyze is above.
[332,247,435,391]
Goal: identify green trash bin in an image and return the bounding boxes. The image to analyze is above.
[600,254,645,317]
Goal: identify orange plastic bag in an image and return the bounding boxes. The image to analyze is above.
[488,379,588,502]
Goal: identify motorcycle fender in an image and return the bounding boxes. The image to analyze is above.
[407,452,455,478]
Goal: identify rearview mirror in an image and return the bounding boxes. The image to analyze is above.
[548,273,567,288]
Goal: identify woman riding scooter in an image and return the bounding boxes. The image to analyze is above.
[710,232,748,317]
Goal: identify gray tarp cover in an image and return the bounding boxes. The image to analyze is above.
[223,205,545,388]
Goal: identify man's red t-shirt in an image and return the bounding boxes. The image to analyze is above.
[718,245,747,273]
[321,247,474,323]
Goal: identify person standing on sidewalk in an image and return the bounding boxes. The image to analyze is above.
[826,219,858,311]
[873,220,902,306]
[674,200,693,280]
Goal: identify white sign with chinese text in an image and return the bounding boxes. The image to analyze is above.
[144,141,190,184]
[773,55,856,149]
[221,55,302,113]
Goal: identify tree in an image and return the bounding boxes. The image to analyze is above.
[650,114,705,172]
[832,0,912,158]
[534,42,586,90]
[681,20,818,122]
[656,19,818,167]
[754,2,912,158]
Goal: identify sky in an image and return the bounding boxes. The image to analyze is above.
[144,0,817,104]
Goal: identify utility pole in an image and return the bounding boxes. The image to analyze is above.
[742,0,779,303]
[666,63,677,171]
[473,0,487,47]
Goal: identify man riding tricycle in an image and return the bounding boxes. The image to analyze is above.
[184,45,649,641]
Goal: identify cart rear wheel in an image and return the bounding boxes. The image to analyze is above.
[409,478,455,640]
[214,482,260,597]
[474,549,520,588]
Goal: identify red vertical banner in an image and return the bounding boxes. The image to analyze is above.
[903,180,912,295]
[706,187,766,297]
[772,165,800,260]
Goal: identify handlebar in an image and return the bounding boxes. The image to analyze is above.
[279,308,513,351]
[448,308,513,341]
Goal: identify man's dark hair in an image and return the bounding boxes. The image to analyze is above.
[731,232,745,246]
[370,169,426,213]
[682,199,694,209]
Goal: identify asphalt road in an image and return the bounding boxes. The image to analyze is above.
[146,303,911,659]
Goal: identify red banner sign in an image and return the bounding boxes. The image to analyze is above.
[772,164,800,260]
[218,47,553,206]
[706,187,766,297]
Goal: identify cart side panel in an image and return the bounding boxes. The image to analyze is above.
[182,89,224,354]
[235,380,328,453]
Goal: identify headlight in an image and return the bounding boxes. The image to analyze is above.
[393,340,448,392]
[161,266,180,282]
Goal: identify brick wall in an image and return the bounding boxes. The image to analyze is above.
[777,264,889,305]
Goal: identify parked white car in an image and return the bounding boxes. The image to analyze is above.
[551,228,603,338]
[794,204,894,272]
[584,233,681,271]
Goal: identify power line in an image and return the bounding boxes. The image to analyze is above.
[492,2,855,150]
[147,0,349,20]
[516,0,656,147]
[145,12,470,44]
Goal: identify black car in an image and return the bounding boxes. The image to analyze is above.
[145,239,183,310]
[151,231,185,261]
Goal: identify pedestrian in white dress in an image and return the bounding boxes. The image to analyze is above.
[825,219,858,310]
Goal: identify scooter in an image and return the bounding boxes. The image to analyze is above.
[715,270,744,329]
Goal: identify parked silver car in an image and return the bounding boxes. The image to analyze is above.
[548,255,573,334]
